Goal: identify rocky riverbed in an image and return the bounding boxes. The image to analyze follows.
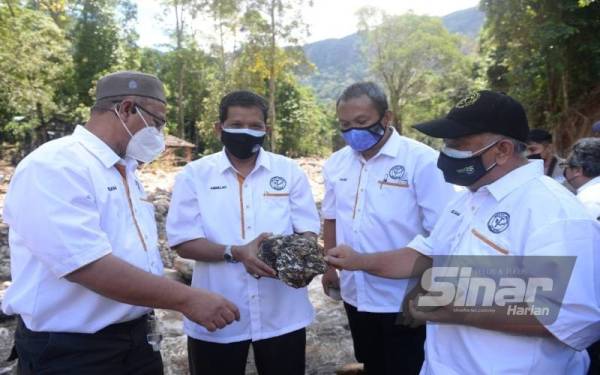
[0,158,359,374]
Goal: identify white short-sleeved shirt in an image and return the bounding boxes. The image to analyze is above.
[321,129,458,313]
[577,176,600,221]
[166,149,320,343]
[2,126,163,333]
[408,160,600,375]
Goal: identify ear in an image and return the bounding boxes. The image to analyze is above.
[494,139,515,165]
[118,100,135,121]
[214,122,222,138]
[383,110,394,127]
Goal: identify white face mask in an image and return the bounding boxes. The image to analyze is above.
[115,106,165,163]
[441,138,502,159]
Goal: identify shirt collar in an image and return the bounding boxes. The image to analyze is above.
[355,127,400,163]
[73,125,121,169]
[482,160,544,201]
[217,147,271,175]
[577,176,600,194]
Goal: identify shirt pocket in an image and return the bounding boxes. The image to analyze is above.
[470,226,511,255]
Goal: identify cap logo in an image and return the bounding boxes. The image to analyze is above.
[455,91,480,109]
[128,80,138,89]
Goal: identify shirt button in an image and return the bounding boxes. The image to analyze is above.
[246,205,250,209]
[247,226,252,230]
[360,188,364,192]
[244,184,248,188]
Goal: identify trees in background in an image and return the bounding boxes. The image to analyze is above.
[480,0,600,152]
[357,8,476,141]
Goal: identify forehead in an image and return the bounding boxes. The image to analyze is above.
[444,133,494,148]
[336,95,379,120]
[224,106,265,123]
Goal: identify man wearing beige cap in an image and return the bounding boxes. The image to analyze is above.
[2,71,239,374]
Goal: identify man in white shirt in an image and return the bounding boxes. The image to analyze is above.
[562,137,600,221]
[326,90,600,374]
[2,71,239,374]
[562,137,600,373]
[321,82,457,374]
[166,90,320,375]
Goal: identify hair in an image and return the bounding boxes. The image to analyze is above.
[527,128,553,145]
[219,90,268,123]
[91,96,152,114]
[336,82,389,117]
[568,137,600,178]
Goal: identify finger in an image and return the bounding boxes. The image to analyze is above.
[326,247,342,257]
[204,322,217,332]
[324,255,344,269]
[221,309,236,324]
[256,232,272,244]
[228,302,241,321]
[252,259,277,277]
[213,317,227,329]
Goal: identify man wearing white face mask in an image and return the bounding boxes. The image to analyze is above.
[166,90,320,375]
[2,71,240,374]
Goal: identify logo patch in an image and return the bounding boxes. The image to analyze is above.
[128,80,138,89]
[488,212,510,234]
[270,176,287,191]
[388,165,407,181]
[455,91,480,108]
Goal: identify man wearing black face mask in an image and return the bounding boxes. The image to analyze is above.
[321,82,458,374]
[526,128,566,184]
[324,90,600,374]
[166,90,320,375]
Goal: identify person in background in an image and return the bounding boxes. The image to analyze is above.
[562,137,600,221]
[526,128,566,183]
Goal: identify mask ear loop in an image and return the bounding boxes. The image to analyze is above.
[114,105,134,138]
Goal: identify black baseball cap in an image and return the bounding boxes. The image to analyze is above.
[413,90,529,142]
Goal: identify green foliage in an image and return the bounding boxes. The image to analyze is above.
[480,0,600,135]
[357,9,476,135]
[0,4,72,142]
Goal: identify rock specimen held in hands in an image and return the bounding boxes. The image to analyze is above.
[258,234,327,288]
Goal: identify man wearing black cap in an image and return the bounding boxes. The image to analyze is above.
[325,90,600,374]
[526,128,566,183]
[2,71,239,374]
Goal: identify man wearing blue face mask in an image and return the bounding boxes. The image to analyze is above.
[2,71,240,374]
[325,90,600,375]
[166,90,320,375]
[320,82,458,374]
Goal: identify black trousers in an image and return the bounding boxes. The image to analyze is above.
[187,328,306,375]
[589,340,600,375]
[14,315,163,375]
[344,302,426,375]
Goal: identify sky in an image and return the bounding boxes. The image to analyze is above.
[136,0,480,49]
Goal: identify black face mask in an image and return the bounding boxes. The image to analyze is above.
[527,153,543,160]
[437,140,500,187]
[221,128,266,159]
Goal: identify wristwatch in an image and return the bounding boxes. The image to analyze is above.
[223,245,238,263]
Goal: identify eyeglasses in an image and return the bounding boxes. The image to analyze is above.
[559,162,578,169]
[135,103,167,131]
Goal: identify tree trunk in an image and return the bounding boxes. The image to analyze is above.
[268,0,277,152]
[389,91,403,134]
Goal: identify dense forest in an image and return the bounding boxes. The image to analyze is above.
[0,0,599,160]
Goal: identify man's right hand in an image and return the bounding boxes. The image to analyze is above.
[232,233,277,278]
[321,267,340,296]
[180,288,240,332]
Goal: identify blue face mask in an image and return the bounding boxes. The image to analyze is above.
[341,119,386,152]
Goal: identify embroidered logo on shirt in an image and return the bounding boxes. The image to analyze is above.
[487,212,510,234]
[339,177,348,182]
[210,185,227,190]
[270,176,287,191]
[107,186,117,192]
[388,165,407,181]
